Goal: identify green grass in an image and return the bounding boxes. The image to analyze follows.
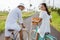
[22,11,34,19]
[51,11,60,32]
[0,21,5,33]
[0,11,8,16]
[0,11,34,33]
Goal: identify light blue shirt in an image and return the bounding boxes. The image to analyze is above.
[5,8,23,29]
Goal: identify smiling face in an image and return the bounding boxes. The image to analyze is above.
[39,4,46,11]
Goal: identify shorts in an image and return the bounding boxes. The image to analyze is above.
[5,23,22,37]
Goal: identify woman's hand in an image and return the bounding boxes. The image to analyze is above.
[32,17,40,25]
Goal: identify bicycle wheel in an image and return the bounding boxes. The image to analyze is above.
[31,30,37,40]
[45,34,57,40]
[16,34,20,40]
[13,32,20,40]
[23,30,29,40]
[10,33,15,40]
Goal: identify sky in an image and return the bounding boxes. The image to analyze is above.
[0,0,60,11]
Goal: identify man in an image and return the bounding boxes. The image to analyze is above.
[5,3,25,40]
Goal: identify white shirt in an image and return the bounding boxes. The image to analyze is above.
[5,8,23,29]
[38,10,52,38]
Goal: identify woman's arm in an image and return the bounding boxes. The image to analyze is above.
[39,18,42,22]
[39,11,44,23]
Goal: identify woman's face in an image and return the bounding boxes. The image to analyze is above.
[40,5,46,11]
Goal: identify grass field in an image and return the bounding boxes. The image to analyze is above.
[0,11,34,33]
[0,11,8,33]
[51,11,60,32]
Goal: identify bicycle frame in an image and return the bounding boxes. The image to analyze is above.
[45,34,57,40]
[9,28,29,40]
[31,25,57,40]
[31,17,57,40]
[10,31,19,40]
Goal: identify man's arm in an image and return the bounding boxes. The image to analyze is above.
[18,10,25,28]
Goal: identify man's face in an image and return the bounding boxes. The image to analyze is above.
[19,6,25,10]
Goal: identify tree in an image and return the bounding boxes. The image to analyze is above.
[30,4,32,7]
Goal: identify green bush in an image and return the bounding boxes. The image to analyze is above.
[51,11,60,32]
[50,7,60,15]
[57,9,60,15]
[51,8,58,11]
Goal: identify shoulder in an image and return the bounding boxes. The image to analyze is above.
[14,8,21,11]
[14,8,21,13]
[40,10,46,15]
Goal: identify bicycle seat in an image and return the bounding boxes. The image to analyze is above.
[8,29,15,32]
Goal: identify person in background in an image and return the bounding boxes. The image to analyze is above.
[36,3,52,40]
[5,3,25,40]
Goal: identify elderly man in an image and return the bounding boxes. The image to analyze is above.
[5,3,25,40]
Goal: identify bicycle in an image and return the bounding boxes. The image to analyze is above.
[8,28,29,40]
[31,17,57,40]
[31,25,57,40]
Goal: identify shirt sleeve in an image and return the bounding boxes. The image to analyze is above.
[39,11,44,18]
[17,10,23,24]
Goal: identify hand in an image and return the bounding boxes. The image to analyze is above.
[21,23,25,28]
[22,25,25,28]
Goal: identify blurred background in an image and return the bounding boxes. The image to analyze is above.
[0,0,60,11]
[0,0,60,40]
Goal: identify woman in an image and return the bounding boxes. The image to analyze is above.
[36,3,52,40]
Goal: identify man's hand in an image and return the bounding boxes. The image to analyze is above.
[21,23,25,28]
[22,25,25,28]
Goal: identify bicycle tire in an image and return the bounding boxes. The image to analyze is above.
[23,30,29,40]
[45,34,57,40]
[31,31,36,40]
